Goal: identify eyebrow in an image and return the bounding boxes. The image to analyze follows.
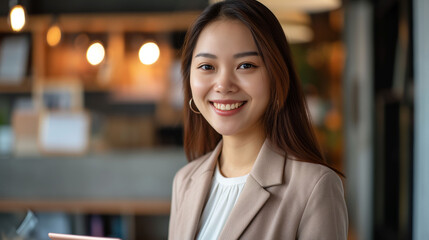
[194,53,217,59]
[194,51,259,59]
[233,51,259,58]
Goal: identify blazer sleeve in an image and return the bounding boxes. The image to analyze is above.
[168,173,180,240]
[297,171,348,240]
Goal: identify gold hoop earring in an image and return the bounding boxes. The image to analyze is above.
[189,98,201,114]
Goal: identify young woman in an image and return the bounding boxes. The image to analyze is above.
[169,0,348,239]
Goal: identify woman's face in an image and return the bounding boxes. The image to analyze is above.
[190,19,270,137]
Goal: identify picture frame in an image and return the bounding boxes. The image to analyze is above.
[0,35,30,84]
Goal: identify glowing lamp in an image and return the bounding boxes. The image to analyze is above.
[139,42,160,65]
[86,42,105,66]
[9,5,26,32]
[47,24,62,47]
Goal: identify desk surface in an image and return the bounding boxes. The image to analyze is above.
[0,149,187,214]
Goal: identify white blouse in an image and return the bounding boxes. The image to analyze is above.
[196,165,249,240]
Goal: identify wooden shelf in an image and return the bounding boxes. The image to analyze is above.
[0,86,32,94]
[0,199,171,215]
[0,82,111,94]
[0,81,32,94]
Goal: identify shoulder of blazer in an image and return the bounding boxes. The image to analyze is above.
[290,160,348,239]
[285,160,341,183]
[283,159,344,200]
[173,151,213,188]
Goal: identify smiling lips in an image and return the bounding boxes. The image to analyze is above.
[213,102,244,110]
[210,101,246,116]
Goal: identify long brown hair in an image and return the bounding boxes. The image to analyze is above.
[182,0,338,173]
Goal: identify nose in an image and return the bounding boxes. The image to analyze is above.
[213,70,238,94]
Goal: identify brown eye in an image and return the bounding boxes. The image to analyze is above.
[238,63,256,69]
[198,64,215,70]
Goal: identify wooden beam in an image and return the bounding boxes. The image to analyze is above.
[0,11,200,33]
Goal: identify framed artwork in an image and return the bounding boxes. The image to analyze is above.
[0,35,30,84]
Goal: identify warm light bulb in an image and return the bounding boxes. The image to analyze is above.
[139,42,160,65]
[9,5,26,32]
[47,24,62,47]
[86,42,105,65]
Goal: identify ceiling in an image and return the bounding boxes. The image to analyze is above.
[0,0,209,16]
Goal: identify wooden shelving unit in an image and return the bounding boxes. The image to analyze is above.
[0,12,200,95]
[0,12,195,239]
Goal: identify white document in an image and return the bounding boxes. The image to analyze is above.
[39,112,89,154]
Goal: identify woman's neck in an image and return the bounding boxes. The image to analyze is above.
[219,129,266,178]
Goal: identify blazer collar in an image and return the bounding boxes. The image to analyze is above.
[219,138,286,239]
[249,139,285,187]
[189,138,285,185]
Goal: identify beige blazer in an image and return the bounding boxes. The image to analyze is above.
[169,139,348,240]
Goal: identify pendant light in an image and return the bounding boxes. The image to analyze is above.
[86,42,105,66]
[139,42,160,65]
[8,0,27,32]
[46,16,62,47]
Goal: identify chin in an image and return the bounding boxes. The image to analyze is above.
[211,125,244,137]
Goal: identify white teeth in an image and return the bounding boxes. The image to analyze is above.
[213,102,244,111]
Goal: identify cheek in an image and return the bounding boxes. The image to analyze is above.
[250,75,271,110]
[190,72,211,103]
[255,88,270,110]
[243,73,271,102]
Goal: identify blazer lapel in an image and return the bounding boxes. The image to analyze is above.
[179,142,222,239]
[219,176,270,239]
[219,139,286,239]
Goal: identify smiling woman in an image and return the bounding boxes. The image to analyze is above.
[169,0,348,239]
[190,19,269,139]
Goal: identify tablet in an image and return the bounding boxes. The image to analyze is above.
[48,233,122,240]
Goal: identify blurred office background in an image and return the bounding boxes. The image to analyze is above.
[0,0,427,239]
